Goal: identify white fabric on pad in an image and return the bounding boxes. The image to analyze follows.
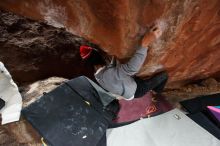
[0,62,22,125]
[107,109,220,146]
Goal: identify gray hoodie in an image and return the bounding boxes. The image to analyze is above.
[95,46,148,100]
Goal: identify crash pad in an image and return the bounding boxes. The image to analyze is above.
[188,112,220,139]
[66,76,118,120]
[0,98,5,110]
[180,93,220,113]
[207,106,220,122]
[22,83,109,146]
[107,109,220,146]
[0,61,22,125]
[114,92,172,123]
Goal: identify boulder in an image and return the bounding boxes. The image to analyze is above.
[0,0,220,86]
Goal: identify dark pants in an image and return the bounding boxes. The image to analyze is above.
[134,72,168,98]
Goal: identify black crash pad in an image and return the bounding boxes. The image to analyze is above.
[181,93,220,140]
[22,83,109,146]
[188,112,220,139]
[180,93,220,113]
[66,76,118,121]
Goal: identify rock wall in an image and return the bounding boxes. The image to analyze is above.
[0,0,220,87]
[0,10,98,85]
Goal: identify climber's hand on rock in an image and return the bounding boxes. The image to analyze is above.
[141,25,162,48]
[151,26,162,39]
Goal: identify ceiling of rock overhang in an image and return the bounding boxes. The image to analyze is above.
[0,0,220,87]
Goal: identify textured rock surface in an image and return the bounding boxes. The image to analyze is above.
[0,0,220,87]
[0,10,103,85]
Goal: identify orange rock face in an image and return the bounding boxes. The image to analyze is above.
[0,0,220,87]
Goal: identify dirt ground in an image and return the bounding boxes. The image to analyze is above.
[164,78,220,108]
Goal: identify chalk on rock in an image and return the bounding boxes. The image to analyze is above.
[0,61,22,125]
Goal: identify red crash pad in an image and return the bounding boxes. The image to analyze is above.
[114,92,173,123]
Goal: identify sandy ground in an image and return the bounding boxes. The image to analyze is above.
[164,78,220,108]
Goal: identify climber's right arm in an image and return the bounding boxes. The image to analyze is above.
[118,26,162,76]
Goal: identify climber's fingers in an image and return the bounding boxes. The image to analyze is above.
[152,27,162,39]
[150,26,157,32]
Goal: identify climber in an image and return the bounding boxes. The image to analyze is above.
[80,25,168,100]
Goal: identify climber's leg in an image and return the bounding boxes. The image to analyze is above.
[134,71,168,98]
